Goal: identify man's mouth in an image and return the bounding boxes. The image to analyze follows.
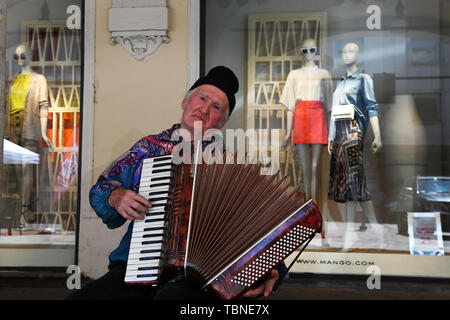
[192,114,207,122]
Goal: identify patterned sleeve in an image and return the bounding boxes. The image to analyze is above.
[89,139,146,229]
[362,74,379,118]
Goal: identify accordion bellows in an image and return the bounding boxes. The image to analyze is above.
[125,150,322,300]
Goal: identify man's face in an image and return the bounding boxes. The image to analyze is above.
[181,84,229,134]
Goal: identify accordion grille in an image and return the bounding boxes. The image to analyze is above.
[185,160,306,284]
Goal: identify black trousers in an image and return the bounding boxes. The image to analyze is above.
[65,261,217,301]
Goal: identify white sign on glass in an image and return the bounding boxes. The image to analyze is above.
[407,212,444,256]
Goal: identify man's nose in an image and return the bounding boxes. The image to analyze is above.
[199,100,212,113]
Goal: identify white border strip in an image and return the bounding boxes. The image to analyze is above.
[188,0,200,87]
[184,140,203,275]
[81,0,95,186]
[78,0,96,253]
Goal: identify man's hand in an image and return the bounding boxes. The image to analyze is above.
[242,269,279,299]
[108,188,151,221]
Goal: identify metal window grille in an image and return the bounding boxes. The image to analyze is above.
[23,21,81,231]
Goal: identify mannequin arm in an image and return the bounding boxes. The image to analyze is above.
[327,116,336,155]
[370,116,382,153]
[283,110,294,146]
[40,110,54,151]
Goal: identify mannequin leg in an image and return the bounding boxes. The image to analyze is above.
[19,165,34,226]
[359,200,378,224]
[310,144,329,246]
[342,201,357,251]
[21,141,39,226]
[310,144,322,203]
[359,220,367,231]
[359,200,385,249]
[21,165,32,207]
[295,144,311,200]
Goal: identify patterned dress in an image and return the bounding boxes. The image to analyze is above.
[328,70,379,203]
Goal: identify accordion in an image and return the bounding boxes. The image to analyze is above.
[125,150,322,300]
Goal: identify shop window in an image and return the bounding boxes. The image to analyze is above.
[202,0,450,278]
[1,0,82,268]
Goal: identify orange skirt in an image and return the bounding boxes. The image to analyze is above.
[293,100,328,145]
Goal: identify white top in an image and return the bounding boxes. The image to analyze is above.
[280,66,333,112]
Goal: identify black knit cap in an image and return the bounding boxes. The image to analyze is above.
[190,66,239,115]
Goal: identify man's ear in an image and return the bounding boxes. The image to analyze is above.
[181,97,187,111]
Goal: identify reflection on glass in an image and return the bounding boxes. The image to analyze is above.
[1,0,81,268]
[418,177,450,195]
[205,0,450,263]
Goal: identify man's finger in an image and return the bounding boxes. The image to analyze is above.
[263,269,278,297]
[133,193,152,208]
[243,285,264,298]
[242,269,279,298]
[131,201,151,214]
[122,207,145,220]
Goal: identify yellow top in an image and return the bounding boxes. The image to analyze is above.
[9,74,30,114]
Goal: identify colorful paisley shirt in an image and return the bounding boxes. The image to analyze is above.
[90,124,186,263]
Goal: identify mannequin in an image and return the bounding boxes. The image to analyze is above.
[280,38,332,247]
[6,44,53,215]
[328,42,384,251]
[281,38,333,203]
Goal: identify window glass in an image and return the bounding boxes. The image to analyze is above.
[1,0,82,267]
[203,0,450,277]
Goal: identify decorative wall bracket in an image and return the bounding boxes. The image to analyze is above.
[109,0,169,61]
[110,32,169,61]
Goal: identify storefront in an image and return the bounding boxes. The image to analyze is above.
[1,0,82,267]
[202,0,450,278]
[1,0,450,288]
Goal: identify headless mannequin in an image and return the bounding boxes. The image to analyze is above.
[328,43,383,251]
[10,44,53,215]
